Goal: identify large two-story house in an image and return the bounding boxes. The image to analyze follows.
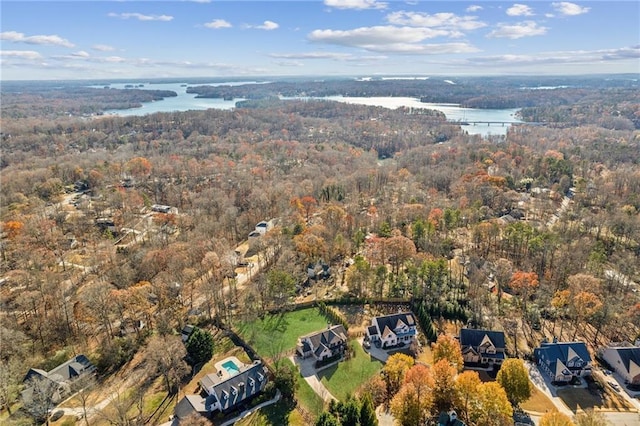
[600,343,640,385]
[174,359,268,421]
[366,312,418,349]
[459,328,506,368]
[534,340,592,383]
[296,325,348,362]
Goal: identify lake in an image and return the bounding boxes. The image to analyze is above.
[100,82,520,136]
[99,81,253,116]
[320,96,521,136]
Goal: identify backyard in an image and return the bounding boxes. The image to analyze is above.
[236,308,330,358]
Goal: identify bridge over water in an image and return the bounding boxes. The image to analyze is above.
[447,120,544,127]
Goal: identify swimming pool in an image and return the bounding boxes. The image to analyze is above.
[222,360,240,376]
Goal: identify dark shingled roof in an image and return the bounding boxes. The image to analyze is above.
[301,325,347,350]
[460,328,506,349]
[374,312,416,335]
[201,360,268,412]
[612,347,640,375]
[24,354,95,384]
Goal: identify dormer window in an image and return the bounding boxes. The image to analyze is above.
[249,377,255,387]
[231,386,237,396]
[257,372,264,382]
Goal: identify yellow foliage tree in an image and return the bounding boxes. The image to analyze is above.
[431,334,464,372]
[540,411,575,426]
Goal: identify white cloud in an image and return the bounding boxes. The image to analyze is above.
[104,56,127,63]
[108,12,174,22]
[506,4,535,16]
[386,11,487,31]
[487,21,548,39]
[324,0,387,10]
[1,31,74,47]
[71,51,90,58]
[269,52,352,60]
[466,46,640,67]
[204,19,232,29]
[247,21,280,31]
[0,50,43,60]
[92,44,116,52]
[309,26,479,54]
[466,5,483,12]
[552,2,590,16]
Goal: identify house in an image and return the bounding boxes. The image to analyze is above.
[307,262,331,280]
[174,360,268,421]
[181,324,195,342]
[437,411,465,426]
[459,328,506,367]
[366,312,418,349]
[534,340,592,382]
[151,204,178,214]
[22,354,96,404]
[255,220,273,235]
[601,344,640,385]
[296,325,347,362]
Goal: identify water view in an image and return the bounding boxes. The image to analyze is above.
[98,82,253,116]
[321,96,521,136]
[100,83,521,136]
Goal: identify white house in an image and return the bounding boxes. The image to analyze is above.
[174,360,268,421]
[601,344,640,385]
[366,312,417,349]
[534,340,592,383]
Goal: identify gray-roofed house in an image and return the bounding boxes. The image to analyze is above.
[296,325,347,362]
[22,354,96,404]
[534,340,592,383]
[366,312,417,349]
[459,328,506,368]
[174,360,268,421]
[601,344,640,385]
[437,411,465,426]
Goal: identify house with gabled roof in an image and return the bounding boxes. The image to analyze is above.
[459,328,506,367]
[366,311,417,349]
[601,344,640,385]
[174,359,268,421]
[22,354,96,404]
[296,324,347,362]
[534,340,592,383]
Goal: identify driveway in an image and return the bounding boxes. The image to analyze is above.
[525,361,573,417]
[290,355,337,402]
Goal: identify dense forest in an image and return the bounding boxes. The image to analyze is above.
[0,76,639,425]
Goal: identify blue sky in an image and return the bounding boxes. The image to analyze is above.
[1,1,639,80]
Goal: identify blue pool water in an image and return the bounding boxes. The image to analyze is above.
[222,360,240,375]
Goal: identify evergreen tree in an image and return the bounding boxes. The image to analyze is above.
[185,327,214,366]
[360,393,379,426]
[316,412,340,426]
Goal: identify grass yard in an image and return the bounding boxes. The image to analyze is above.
[318,341,383,401]
[236,309,329,358]
[520,386,557,413]
[557,387,632,412]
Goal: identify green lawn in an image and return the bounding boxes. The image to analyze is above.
[236,309,329,358]
[318,342,383,401]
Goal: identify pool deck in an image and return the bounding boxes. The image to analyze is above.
[212,356,244,382]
